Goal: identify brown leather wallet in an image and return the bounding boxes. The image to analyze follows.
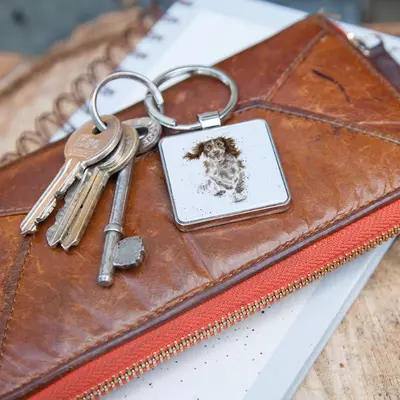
[0,15,399,400]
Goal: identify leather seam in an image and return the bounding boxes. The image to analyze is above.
[2,15,400,391]
[4,98,398,220]
[0,206,34,214]
[15,88,399,378]
[3,101,399,382]
[1,95,399,218]
[235,101,400,146]
[316,16,400,100]
[0,150,159,216]
[0,237,32,369]
[10,185,399,389]
[264,30,326,101]
[2,16,400,216]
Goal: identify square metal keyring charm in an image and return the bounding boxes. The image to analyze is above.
[159,119,291,231]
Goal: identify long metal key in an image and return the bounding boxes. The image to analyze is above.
[20,115,122,235]
[61,123,140,250]
[46,125,133,248]
[98,117,162,287]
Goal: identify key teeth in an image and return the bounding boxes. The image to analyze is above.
[57,174,77,197]
[40,198,58,222]
[46,192,72,247]
[113,236,145,270]
[20,216,39,235]
[20,223,38,236]
[21,197,58,235]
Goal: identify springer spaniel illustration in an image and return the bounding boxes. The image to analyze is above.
[184,136,247,202]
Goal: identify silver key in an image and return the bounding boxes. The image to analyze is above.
[98,117,162,287]
[61,123,140,250]
[45,180,78,244]
[20,115,122,235]
[46,167,94,247]
[46,126,137,248]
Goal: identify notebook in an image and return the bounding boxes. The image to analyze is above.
[51,0,399,398]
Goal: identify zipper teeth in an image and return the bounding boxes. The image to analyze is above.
[77,226,399,399]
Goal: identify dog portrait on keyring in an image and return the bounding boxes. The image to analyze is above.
[184,136,247,203]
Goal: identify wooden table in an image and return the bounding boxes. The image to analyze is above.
[295,238,400,400]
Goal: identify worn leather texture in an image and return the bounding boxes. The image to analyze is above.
[0,15,399,400]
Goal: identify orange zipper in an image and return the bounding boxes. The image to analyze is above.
[29,200,400,400]
[77,226,399,399]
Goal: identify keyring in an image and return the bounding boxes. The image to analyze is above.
[144,65,238,131]
[90,71,165,132]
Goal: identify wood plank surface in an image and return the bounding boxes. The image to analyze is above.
[294,238,400,400]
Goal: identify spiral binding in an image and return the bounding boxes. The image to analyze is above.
[0,2,193,166]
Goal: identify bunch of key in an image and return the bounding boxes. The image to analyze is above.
[20,115,162,287]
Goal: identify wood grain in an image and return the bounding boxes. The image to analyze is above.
[294,238,400,400]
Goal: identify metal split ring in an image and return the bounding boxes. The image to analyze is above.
[90,71,165,132]
[144,65,238,131]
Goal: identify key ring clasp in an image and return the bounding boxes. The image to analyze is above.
[90,71,165,132]
[144,65,238,131]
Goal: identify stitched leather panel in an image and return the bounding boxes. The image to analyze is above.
[0,16,399,399]
[0,217,24,321]
[271,33,400,141]
[0,142,65,217]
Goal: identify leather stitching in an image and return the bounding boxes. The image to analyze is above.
[0,207,33,215]
[316,16,400,100]
[0,150,160,215]
[0,100,398,217]
[2,16,400,394]
[5,183,399,392]
[0,237,32,368]
[5,125,399,389]
[236,101,400,146]
[264,30,326,101]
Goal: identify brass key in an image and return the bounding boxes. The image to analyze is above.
[20,115,122,235]
[46,168,95,247]
[46,126,133,248]
[61,123,139,250]
[45,179,80,245]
